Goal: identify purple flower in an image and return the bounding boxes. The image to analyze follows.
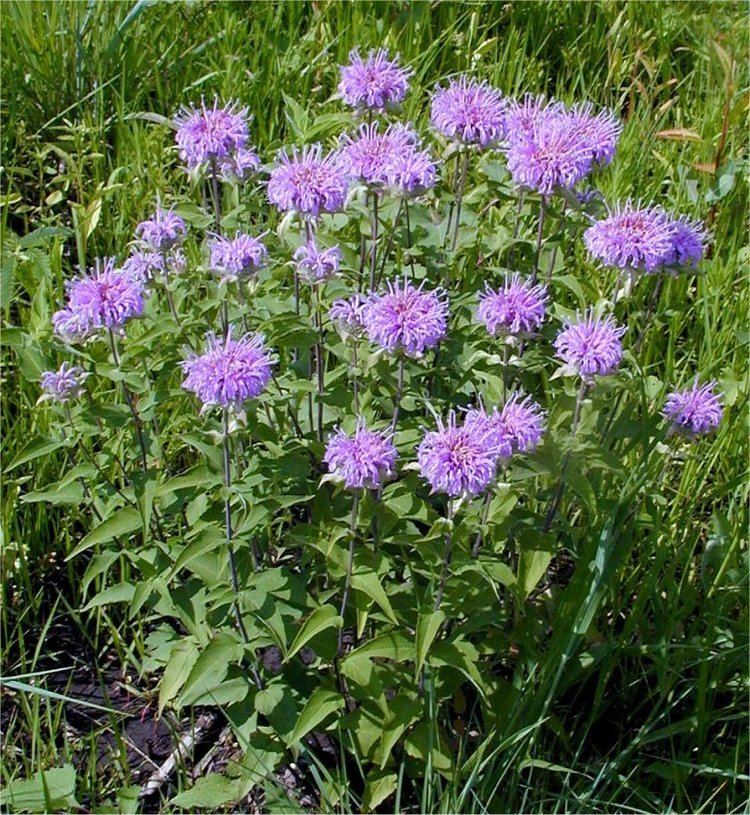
[218,147,261,183]
[339,123,416,188]
[567,102,622,166]
[386,143,437,197]
[338,48,411,112]
[506,114,594,194]
[476,274,548,336]
[123,249,186,282]
[53,258,147,342]
[662,215,707,269]
[294,239,341,284]
[554,311,626,380]
[430,77,507,148]
[267,144,348,218]
[181,330,273,411]
[40,362,88,403]
[175,99,249,171]
[583,202,675,274]
[210,233,267,282]
[417,411,501,497]
[496,393,545,454]
[504,94,560,140]
[663,378,723,437]
[324,421,398,490]
[135,208,187,252]
[329,294,368,340]
[364,279,448,357]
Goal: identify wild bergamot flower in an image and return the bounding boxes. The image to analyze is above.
[40,362,88,403]
[663,378,723,437]
[338,48,411,112]
[209,233,267,282]
[554,311,626,380]
[181,330,273,411]
[175,99,250,171]
[324,421,398,490]
[135,208,187,252]
[267,144,348,218]
[477,274,548,337]
[294,239,342,284]
[430,77,507,148]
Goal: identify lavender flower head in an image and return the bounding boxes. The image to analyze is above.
[53,258,147,342]
[219,147,261,183]
[324,421,398,490]
[135,208,187,253]
[364,279,448,357]
[662,215,707,269]
[339,123,416,188]
[181,330,273,412]
[329,294,368,340]
[583,202,676,274]
[554,311,626,381]
[504,94,559,140]
[387,143,437,197]
[477,274,548,337]
[506,113,594,194]
[40,362,88,403]
[175,99,249,171]
[417,411,501,497]
[663,378,723,437]
[294,239,341,284]
[267,144,348,218]
[210,233,267,282]
[123,249,186,282]
[430,77,507,148]
[567,102,622,166]
[496,393,546,453]
[338,48,411,112]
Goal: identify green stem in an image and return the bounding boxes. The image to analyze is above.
[337,491,360,657]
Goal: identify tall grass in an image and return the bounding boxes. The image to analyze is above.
[1,1,748,812]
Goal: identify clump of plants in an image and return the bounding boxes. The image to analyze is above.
[30,46,724,809]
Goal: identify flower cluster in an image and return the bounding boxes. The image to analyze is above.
[267,145,348,218]
[338,48,411,112]
[477,274,548,337]
[417,411,502,497]
[504,98,621,193]
[294,240,342,284]
[364,279,448,357]
[40,362,88,403]
[135,208,188,253]
[175,99,257,178]
[329,294,368,340]
[123,249,187,282]
[53,258,147,342]
[324,421,398,490]
[430,77,507,148]
[210,233,268,282]
[554,311,626,381]
[663,379,723,437]
[464,394,545,461]
[181,330,273,411]
[584,202,706,274]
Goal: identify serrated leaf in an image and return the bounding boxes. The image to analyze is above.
[67,507,142,560]
[415,609,446,678]
[286,687,344,746]
[169,774,240,809]
[0,764,79,812]
[362,770,398,811]
[284,605,341,662]
[158,639,200,715]
[7,436,66,471]
[518,548,553,599]
[179,634,242,707]
[351,570,398,623]
[82,582,135,610]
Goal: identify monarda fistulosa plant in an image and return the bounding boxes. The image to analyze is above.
[31,45,722,807]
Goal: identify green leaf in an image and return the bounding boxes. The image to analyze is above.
[7,436,66,471]
[284,605,341,663]
[82,582,135,611]
[67,507,142,560]
[0,764,79,812]
[158,638,200,715]
[286,687,344,746]
[362,770,398,812]
[518,548,553,599]
[255,683,285,716]
[179,634,243,707]
[21,483,84,505]
[169,774,240,809]
[415,609,445,678]
[351,570,398,623]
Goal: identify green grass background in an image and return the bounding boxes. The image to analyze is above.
[1,1,748,812]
